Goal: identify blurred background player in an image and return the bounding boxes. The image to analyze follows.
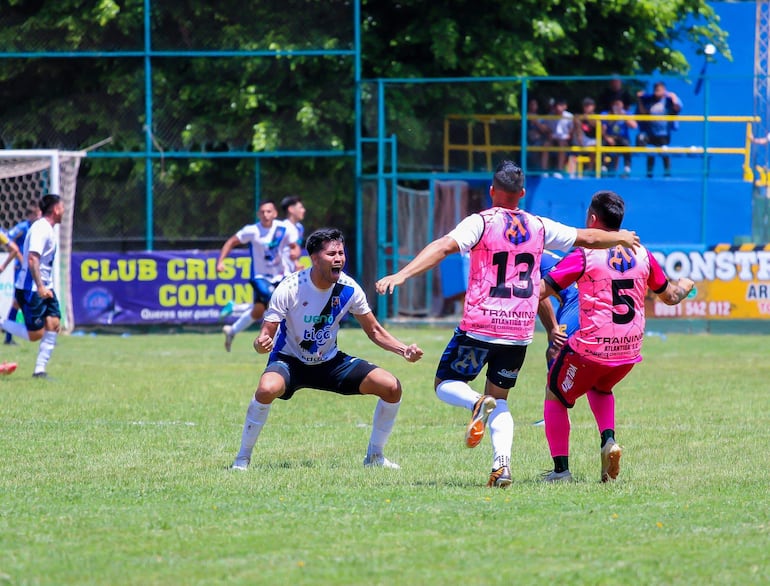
[217,200,300,352]
[8,194,66,378]
[0,229,22,374]
[231,228,423,471]
[280,195,307,273]
[539,190,694,483]
[532,249,580,425]
[375,160,639,488]
[1,202,41,345]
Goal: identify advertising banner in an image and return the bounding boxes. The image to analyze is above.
[71,250,253,326]
[646,244,770,319]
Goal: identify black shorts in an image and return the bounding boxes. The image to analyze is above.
[435,328,528,390]
[250,277,279,306]
[265,351,379,401]
[15,288,61,331]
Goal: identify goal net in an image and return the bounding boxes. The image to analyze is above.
[0,150,83,332]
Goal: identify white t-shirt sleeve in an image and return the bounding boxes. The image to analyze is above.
[27,222,49,256]
[263,281,290,323]
[446,214,484,253]
[235,224,258,244]
[541,216,578,252]
[348,279,372,315]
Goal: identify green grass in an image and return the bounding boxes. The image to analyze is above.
[1,327,769,585]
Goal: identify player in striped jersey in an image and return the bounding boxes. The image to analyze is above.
[230,228,423,471]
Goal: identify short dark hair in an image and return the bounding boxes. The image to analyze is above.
[306,228,344,255]
[258,199,277,211]
[39,194,61,215]
[492,160,525,194]
[589,190,625,230]
[280,195,301,214]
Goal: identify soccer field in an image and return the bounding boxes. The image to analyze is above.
[1,327,768,585]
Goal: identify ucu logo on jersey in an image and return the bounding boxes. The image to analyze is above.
[607,245,636,273]
[503,212,531,245]
[303,328,333,343]
[304,314,334,324]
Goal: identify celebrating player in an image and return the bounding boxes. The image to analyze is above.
[230,227,423,471]
[217,200,300,352]
[540,190,694,483]
[375,160,640,488]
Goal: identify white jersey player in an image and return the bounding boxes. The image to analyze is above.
[216,200,299,352]
[230,227,424,471]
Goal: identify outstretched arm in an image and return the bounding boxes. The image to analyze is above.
[0,241,22,272]
[375,236,459,294]
[216,235,241,272]
[354,312,424,362]
[575,228,640,250]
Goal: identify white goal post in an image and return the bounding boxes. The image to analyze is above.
[0,149,84,333]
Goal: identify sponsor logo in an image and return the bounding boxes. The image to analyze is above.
[303,328,333,343]
[304,314,334,324]
[561,364,578,393]
[498,368,520,379]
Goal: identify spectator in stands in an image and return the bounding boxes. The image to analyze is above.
[542,97,574,178]
[574,97,601,172]
[602,97,638,177]
[635,82,682,178]
[598,75,633,112]
[525,98,551,172]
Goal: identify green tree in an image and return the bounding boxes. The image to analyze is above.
[0,0,728,248]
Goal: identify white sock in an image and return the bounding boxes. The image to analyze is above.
[435,379,481,410]
[231,309,255,335]
[3,319,29,341]
[367,399,401,457]
[488,399,513,470]
[34,331,57,374]
[235,399,271,462]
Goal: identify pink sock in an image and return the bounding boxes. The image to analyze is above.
[544,399,570,457]
[587,390,615,433]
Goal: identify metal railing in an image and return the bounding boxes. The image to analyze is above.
[444,113,760,181]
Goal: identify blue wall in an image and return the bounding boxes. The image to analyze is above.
[524,2,757,246]
[524,176,753,245]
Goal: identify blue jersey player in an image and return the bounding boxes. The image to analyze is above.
[534,250,580,425]
[2,203,40,345]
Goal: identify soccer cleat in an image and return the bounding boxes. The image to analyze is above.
[32,371,49,379]
[465,395,497,448]
[0,362,18,375]
[219,300,235,318]
[487,466,512,488]
[223,325,235,352]
[601,438,622,482]
[3,339,18,346]
[541,470,574,483]
[231,457,250,471]
[363,454,400,469]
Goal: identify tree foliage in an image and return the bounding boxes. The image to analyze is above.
[0,0,728,248]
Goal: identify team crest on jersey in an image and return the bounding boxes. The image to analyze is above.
[331,296,340,307]
[503,211,530,245]
[607,245,636,273]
